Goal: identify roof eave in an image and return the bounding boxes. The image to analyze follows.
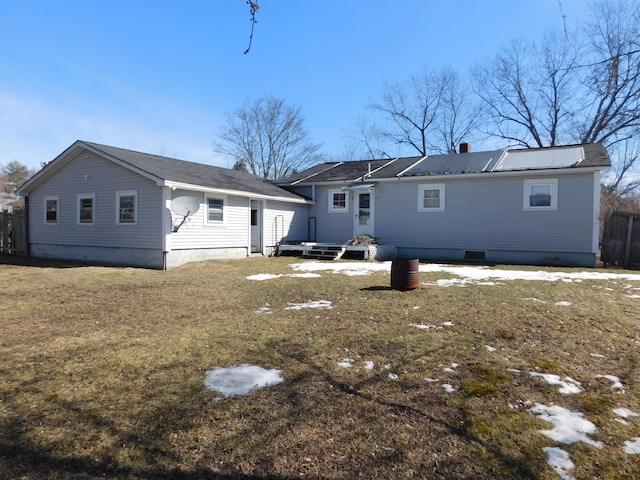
[164,181,312,204]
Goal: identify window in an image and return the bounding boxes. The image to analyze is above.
[77,194,95,224]
[524,179,558,210]
[418,184,445,212]
[116,190,137,225]
[329,189,349,213]
[206,196,225,224]
[44,196,59,224]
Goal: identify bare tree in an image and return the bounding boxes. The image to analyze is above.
[364,67,481,157]
[213,95,323,180]
[1,160,34,194]
[472,32,579,148]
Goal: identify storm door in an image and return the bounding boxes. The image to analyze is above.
[353,191,374,237]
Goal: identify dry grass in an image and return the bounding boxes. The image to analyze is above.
[1,255,639,479]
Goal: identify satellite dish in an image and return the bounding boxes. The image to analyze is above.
[170,196,200,232]
[171,196,200,216]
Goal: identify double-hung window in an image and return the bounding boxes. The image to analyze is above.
[524,179,558,210]
[44,196,59,224]
[77,194,95,224]
[418,184,445,212]
[206,196,225,224]
[116,190,137,225]
[329,189,349,213]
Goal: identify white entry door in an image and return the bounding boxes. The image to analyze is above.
[354,191,374,237]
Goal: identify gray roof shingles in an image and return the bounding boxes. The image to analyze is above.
[84,142,305,200]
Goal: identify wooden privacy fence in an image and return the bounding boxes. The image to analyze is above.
[0,209,27,256]
[601,210,640,269]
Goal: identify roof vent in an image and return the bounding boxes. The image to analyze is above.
[459,142,471,153]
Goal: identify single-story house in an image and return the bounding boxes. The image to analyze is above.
[16,141,611,269]
[16,140,311,269]
[276,143,611,267]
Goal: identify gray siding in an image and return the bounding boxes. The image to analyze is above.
[308,187,354,244]
[308,172,598,254]
[28,152,163,249]
[374,173,596,253]
[264,201,310,246]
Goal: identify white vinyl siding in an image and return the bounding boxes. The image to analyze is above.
[116,190,137,225]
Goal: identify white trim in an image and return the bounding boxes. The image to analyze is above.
[116,190,137,225]
[205,194,227,226]
[418,183,445,212]
[592,171,601,253]
[523,178,558,210]
[43,195,59,225]
[76,193,95,225]
[164,181,311,204]
[328,189,349,213]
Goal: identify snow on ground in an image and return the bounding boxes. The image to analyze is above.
[204,364,283,399]
[529,373,583,394]
[528,403,603,448]
[238,261,640,473]
[543,447,576,480]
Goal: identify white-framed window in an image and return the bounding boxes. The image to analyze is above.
[418,183,445,212]
[116,190,137,225]
[44,196,59,224]
[77,193,95,225]
[42,195,60,225]
[329,189,349,213]
[206,195,226,224]
[523,179,558,210]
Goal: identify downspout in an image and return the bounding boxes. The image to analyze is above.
[162,187,172,270]
[24,196,30,257]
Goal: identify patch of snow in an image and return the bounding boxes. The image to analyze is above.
[364,360,375,370]
[596,375,624,390]
[507,368,521,373]
[204,364,283,399]
[543,447,576,480]
[524,297,547,303]
[388,373,399,380]
[441,321,454,327]
[442,384,456,393]
[590,353,606,358]
[485,345,497,352]
[627,294,640,299]
[613,408,640,419]
[555,301,572,306]
[424,378,439,383]
[288,272,322,278]
[285,300,333,310]
[528,403,603,448]
[624,438,640,454]
[410,323,437,330]
[530,372,583,394]
[255,306,273,315]
[338,358,354,368]
[246,273,283,281]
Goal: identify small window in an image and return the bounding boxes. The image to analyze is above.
[206,196,225,224]
[418,184,445,212]
[329,189,349,213]
[251,209,258,226]
[44,196,59,224]
[117,190,137,225]
[524,179,558,210]
[77,194,95,224]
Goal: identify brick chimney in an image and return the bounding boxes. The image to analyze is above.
[459,142,471,153]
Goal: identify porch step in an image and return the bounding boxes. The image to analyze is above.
[302,246,345,261]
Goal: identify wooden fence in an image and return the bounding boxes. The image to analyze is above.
[601,210,640,269]
[0,209,27,256]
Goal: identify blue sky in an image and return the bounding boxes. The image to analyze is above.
[1,0,592,171]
